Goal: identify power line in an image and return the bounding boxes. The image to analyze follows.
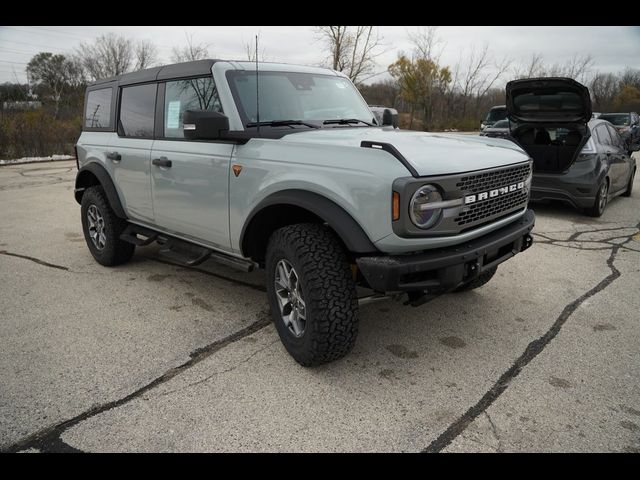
[0,38,71,52]
[1,25,95,41]
[0,60,29,66]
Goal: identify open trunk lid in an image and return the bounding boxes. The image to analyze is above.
[506,77,592,126]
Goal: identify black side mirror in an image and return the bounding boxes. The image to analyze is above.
[382,108,398,128]
[183,110,229,140]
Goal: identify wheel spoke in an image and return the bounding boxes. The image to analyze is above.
[274,259,307,338]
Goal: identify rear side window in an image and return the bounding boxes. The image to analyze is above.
[606,124,624,148]
[163,77,222,138]
[595,125,612,146]
[85,88,112,129]
[119,83,157,138]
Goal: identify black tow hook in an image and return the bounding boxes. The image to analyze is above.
[521,234,534,252]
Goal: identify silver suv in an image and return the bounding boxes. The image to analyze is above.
[75,59,535,366]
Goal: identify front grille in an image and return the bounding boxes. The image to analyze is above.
[454,163,531,228]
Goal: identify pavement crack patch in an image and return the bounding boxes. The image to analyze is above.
[155,336,279,399]
[484,411,503,453]
[423,244,623,453]
[1,312,272,453]
[0,250,69,271]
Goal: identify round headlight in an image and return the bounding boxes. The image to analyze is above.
[410,184,443,229]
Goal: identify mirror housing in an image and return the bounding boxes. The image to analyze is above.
[382,108,399,128]
[183,110,229,140]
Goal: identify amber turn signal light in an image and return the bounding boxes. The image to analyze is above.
[392,191,400,221]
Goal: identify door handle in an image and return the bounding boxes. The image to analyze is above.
[152,157,172,168]
[106,151,121,162]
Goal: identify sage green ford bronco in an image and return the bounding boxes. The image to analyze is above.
[75,59,535,366]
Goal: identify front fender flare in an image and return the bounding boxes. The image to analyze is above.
[240,189,378,255]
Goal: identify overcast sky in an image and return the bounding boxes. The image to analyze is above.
[1,26,638,85]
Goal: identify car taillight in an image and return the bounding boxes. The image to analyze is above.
[580,137,596,154]
[74,144,79,169]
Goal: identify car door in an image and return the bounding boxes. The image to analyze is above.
[606,124,633,192]
[150,76,232,250]
[109,82,157,223]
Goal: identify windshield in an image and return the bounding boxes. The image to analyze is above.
[492,119,509,128]
[485,107,507,122]
[226,71,375,126]
[599,114,630,126]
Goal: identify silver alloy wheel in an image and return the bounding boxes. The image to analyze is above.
[274,259,307,337]
[598,182,608,213]
[87,204,107,250]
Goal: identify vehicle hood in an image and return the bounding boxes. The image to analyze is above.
[281,127,530,176]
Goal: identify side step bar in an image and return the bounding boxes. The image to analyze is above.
[120,223,255,272]
[120,224,158,246]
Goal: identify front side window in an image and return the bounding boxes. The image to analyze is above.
[164,77,222,138]
[119,83,157,138]
[227,71,373,126]
[85,88,112,129]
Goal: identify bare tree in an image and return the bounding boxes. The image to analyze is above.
[512,53,545,79]
[134,40,158,70]
[407,26,444,62]
[76,33,135,80]
[591,72,619,111]
[26,52,84,117]
[547,54,594,83]
[245,35,268,62]
[171,32,211,63]
[315,26,385,85]
[456,45,511,119]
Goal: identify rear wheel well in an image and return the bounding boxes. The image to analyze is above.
[74,170,101,204]
[242,204,347,265]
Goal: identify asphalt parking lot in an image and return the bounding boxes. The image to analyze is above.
[1,158,639,453]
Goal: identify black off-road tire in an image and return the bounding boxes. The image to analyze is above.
[586,179,609,217]
[80,185,135,266]
[453,266,498,292]
[265,223,359,367]
[622,167,635,197]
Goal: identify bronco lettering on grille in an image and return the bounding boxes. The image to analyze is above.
[464,182,525,205]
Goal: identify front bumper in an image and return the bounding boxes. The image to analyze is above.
[356,209,535,293]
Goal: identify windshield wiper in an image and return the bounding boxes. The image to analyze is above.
[323,118,375,126]
[246,120,320,129]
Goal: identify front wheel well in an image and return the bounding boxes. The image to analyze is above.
[241,204,332,265]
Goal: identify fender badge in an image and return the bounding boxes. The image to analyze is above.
[232,165,243,177]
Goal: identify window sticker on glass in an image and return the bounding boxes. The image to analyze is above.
[167,101,181,129]
[335,81,347,89]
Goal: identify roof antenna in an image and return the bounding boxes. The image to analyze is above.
[255,34,260,135]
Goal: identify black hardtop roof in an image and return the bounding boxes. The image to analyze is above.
[87,59,219,88]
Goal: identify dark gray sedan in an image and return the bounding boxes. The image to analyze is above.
[479,119,511,139]
[506,77,638,217]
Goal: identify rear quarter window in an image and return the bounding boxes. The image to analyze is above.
[84,88,113,130]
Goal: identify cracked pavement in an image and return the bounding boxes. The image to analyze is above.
[1,159,639,452]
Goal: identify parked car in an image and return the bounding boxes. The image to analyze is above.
[479,119,511,139]
[75,59,536,366]
[369,105,399,128]
[506,77,638,217]
[480,105,507,130]
[598,112,640,146]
